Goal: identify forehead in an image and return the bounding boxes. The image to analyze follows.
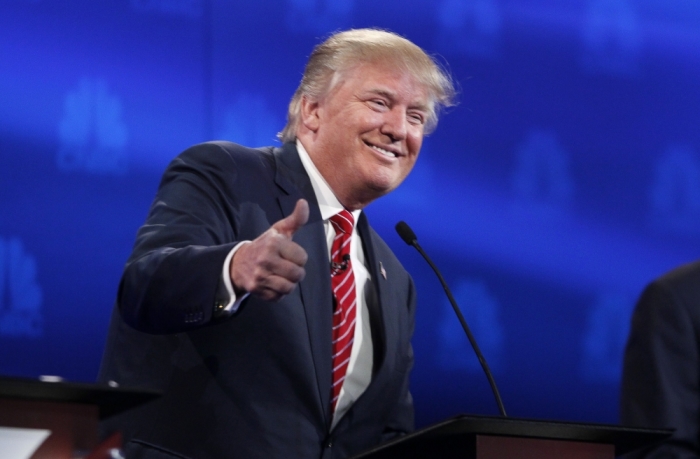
[334,62,430,107]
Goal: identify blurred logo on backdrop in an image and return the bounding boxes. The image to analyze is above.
[218,94,281,147]
[580,291,634,382]
[285,0,353,34]
[512,130,574,209]
[580,0,641,76]
[130,0,202,17]
[438,279,504,373]
[649,145,700,235]
[0,238,43,338]
[57,78,129,175]
[435,0,502,58]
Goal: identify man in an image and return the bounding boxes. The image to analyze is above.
[620,261,700,458]
[98,29,455,459]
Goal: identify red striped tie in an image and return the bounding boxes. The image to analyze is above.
[329,210,356,413]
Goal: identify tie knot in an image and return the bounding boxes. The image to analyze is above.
[330,210,354,235]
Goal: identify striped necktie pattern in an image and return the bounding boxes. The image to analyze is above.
[329,210,356,413]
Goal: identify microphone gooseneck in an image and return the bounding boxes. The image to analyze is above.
[395,221,508,417]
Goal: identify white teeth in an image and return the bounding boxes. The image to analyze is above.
[370,144,397,158]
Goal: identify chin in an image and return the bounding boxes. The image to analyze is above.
[367,181,398,199]
[357,171,404,200]
[371,171,402,188]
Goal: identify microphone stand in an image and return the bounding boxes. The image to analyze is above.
[396,221,507,417]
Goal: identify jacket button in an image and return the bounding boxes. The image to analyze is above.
[325,440,333,448]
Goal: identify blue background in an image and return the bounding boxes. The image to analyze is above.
[2,0,700,429]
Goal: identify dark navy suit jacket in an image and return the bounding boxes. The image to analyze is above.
[621,261,700,458]
[98,141,416,459]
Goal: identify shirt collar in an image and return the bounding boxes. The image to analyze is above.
[296,139,361,223]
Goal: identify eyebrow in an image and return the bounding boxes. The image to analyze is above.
[367,88,395,99]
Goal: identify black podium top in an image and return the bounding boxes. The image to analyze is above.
[352,414,672,458]
[0,376,160,419]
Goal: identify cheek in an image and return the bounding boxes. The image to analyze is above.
[407,131,423,155]
[400,158,418,179]
[402,156,420,178]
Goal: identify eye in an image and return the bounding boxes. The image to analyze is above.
[369,99,388,109]
[408,112,425,125]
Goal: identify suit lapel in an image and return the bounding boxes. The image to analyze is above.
[356,214,388,373]
[274,144,333,428]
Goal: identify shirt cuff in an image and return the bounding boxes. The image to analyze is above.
[217,241,251,316]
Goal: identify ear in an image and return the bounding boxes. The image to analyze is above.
[300,94,321,132]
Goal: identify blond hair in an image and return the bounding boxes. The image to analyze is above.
[278,29,456,142]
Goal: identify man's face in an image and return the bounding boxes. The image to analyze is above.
[302,62,429,209]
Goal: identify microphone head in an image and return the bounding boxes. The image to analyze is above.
[395,221,417,246]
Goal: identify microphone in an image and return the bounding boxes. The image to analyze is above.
[331,254,351,275]
[395,221,507,417]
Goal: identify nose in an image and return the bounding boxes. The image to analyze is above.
[380,107,408,142]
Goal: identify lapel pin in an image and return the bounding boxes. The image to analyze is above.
[379,262,387,280]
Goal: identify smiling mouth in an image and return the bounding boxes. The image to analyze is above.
[365,141,400,159]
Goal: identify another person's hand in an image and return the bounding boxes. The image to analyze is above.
[230,199,309,301]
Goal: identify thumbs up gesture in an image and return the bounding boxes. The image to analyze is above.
[230,199,310,301]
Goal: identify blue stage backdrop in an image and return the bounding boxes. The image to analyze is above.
[2,0,700,427]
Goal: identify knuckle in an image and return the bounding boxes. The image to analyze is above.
[252,268,269,287]
[289,267,305,283]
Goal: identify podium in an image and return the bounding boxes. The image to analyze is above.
[0,376,159,459]
[0,376,670,459]
[351,415,672,459]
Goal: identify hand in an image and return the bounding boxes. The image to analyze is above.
[230,199,309,301]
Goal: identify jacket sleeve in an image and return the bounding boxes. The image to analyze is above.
[620,279,700,458]
[118,143,245,334]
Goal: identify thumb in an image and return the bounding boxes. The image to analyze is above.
[273,199,309,238]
